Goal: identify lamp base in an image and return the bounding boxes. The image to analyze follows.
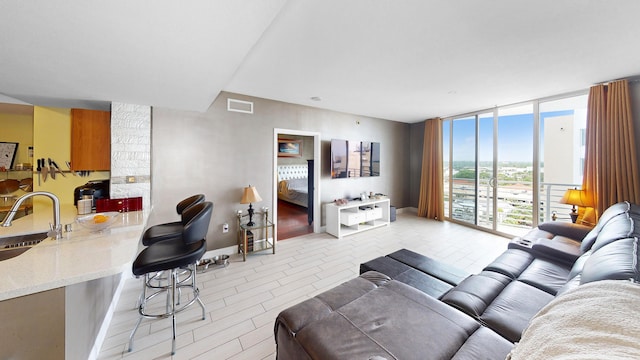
[247,204,255,226]
[570,213,578,223]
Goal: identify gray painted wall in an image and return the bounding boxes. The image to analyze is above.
[151,92,410,250]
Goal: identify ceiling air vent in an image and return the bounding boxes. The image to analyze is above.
[227,98,253,114]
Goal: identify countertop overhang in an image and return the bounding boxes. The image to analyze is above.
[0,205,150,301]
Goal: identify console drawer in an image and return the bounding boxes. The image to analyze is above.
[341,212,365,226]
[365,207,383,221]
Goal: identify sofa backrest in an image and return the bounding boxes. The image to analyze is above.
[580,201,631,252]
[589,214,634,252]
[560,202,640,293]
[581,237,640,283]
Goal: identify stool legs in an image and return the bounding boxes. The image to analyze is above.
[128,265,206,355]
[171,268,178,355]
[135,270,187,310]
[192,264,206,320]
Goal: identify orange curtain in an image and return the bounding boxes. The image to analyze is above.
[418,118,444,220]
[582,79,640,220]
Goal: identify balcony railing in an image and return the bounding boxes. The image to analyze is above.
[444,178,581,233]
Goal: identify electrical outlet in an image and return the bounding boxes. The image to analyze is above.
[222,223,229,233]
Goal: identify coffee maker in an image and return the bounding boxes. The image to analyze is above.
[73,180,110,210]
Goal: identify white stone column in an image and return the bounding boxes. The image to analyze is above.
[109,102,151,209]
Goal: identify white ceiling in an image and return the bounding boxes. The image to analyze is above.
[1,1,639,123]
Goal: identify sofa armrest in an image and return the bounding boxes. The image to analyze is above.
[531,237,582,265]
[538,222,593,241]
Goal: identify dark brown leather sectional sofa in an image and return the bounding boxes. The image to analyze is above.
[274,202,640,359]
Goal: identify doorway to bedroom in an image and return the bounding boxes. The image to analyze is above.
[274,129,320,240]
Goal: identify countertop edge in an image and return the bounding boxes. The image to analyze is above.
[0,263,131,301]
[0,207,150,302]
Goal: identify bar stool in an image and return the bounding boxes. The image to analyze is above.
[135,194,205,308]
[141,194,205,246]
[138,194,205,305]
[128,201,213,355]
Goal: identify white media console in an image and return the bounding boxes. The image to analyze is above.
[326,198,390,238]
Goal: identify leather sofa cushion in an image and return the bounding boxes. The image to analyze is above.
[590,214,634,252]
[519,227,553,241]
[530,236,582,265]
[555,273,582,296]
[580,201,631,252]
[387,248,470,286]
[567,250,592,280]
[443,273,554,343]
[360,256,454,298]
[288,277,512,359]
[581,237,640,284]
[481,281,555,342]
[451,326,514,360]
[483,249,534,279]
[517,258,571,295]
[360,255,414,278]
[441,271,512,318]
[537,221,592,241]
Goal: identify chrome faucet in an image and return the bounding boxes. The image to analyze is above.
[1,191,62,239]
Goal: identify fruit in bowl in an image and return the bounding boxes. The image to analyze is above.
[76,212,120,232]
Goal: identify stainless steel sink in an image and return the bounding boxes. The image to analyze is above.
[0,232,48,261]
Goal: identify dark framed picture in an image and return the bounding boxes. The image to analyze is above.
[0,142,18,169]
[278,139,302,157]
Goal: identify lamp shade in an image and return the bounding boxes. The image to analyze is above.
[560,188,594,207]
[240,186,262,204]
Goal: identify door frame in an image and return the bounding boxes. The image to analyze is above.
[273,128,321,234]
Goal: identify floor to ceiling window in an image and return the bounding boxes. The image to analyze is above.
[539,94,588,222]
[495,104,534,234]
[443,92,587,236]
[450,116,477,224]
[443,119,451,218]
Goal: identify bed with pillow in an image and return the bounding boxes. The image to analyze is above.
[277,164,309,207]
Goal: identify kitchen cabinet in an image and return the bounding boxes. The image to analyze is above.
[70,109,110,171]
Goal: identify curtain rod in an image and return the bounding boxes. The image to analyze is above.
[596,75,640,86]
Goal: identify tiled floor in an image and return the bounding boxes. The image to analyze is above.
[97,212,510,360]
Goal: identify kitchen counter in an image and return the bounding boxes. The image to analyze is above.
[0,204,149,301]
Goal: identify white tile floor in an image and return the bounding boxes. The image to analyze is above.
[97,213,510,360]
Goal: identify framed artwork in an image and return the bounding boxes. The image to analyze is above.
[278,139,302,157]
[0,142,18,169]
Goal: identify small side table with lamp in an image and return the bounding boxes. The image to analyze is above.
[560,188,594,223]
[237,185,276,261]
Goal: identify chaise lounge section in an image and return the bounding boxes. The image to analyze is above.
[274,201,640,359]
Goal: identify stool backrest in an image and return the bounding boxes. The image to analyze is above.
[181,201,213,244]
[176,194,206,215]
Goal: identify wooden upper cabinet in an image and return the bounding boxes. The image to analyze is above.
[70,109,111,171]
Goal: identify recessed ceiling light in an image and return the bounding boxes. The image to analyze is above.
[310,96,322,101]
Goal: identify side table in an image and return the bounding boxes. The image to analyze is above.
[236,209,276,261]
